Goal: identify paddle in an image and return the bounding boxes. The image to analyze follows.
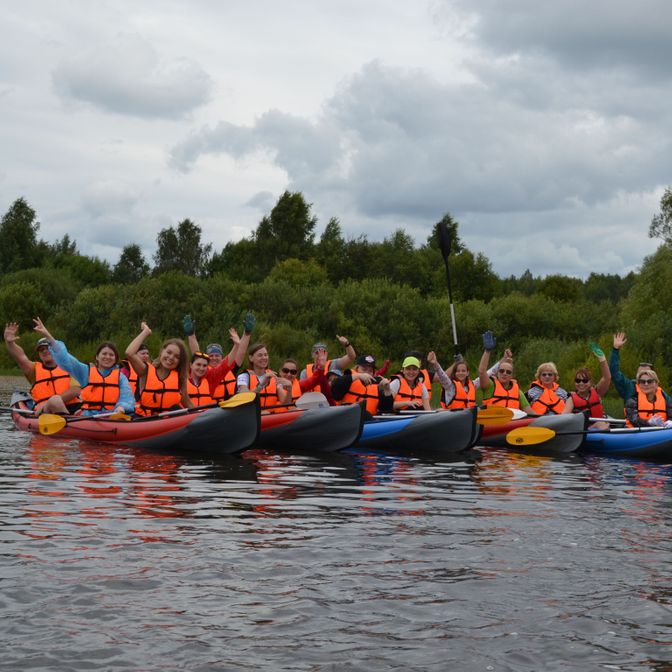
[437,220,459,357]
[476,406,515,425]
[141,391,259,420]
[395,406,514,424]
[262,392,330,412]
[506,424,666,446]
[38,410,132,436]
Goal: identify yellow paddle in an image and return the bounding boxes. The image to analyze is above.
[506,426,557,446]
[217,392,257,408]
[476,406,515,425]
[38,411,132,436]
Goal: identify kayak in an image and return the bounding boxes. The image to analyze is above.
[356,407,480,454]
[257,404,365,452]
[9,392,260,454]
[479,412,585,455]
[581,425,672,458]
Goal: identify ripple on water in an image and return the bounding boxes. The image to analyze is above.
[2,422,672,670]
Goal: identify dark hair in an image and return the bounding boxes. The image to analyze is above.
[574,367,592,383]
[96,341,120,365]
[248,342,267,358]
[281,357,298,367]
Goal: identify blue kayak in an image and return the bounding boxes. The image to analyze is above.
[581,426,672,458]
[356,407,479,454]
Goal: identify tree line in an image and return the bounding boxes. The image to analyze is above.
[1,189,671,410]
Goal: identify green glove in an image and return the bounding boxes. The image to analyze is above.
[589,342,605,360]
[182,314,195,336]
[243,312,256,334]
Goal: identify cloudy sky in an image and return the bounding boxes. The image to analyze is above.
[1,1,670,278]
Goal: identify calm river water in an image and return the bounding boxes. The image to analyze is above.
[2,378,672,671]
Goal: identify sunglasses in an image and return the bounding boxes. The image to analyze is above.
[540,372,556,377]
[638,378,655,385]
[575,378,590,384]
[281,367,298,375]
[499,368,513,375]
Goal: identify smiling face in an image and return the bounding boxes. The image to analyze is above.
[96,346,118,369]
[249,347,269,372]
[280,361,298,379]
[538,369,557,387]
[191,356,209,379]
[454,362,469,382]
[37,345,55,366]
[402,365,420,382]
[160,343,181,370]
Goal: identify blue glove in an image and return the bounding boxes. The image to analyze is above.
[482,330,496,352]
[243,312,256,334]
[182,314,195,336]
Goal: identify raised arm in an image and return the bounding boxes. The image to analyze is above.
[478,350,492,390]
[332,335,356,370]
[4,322,34,378]
[125,322,152,377]
[182,315,199,354]
[591,343,612,397]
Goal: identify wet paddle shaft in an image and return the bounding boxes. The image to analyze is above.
[437,221,459,356]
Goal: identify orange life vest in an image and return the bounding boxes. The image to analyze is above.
[30,362,73,404]
[483,376,522,408]
[187,377,214,407]
[393,375,424,409]
[137,365,183,416]
[288,378,302,402]
[304,360,332,392]
[80,367,121,412]
[626,386,667,427]
[443,378,476,410]
[528,381,565,415]
[121,360,139,398]
[248,371,283,412]
[341,376,380,415]
[570,388,604,419]
[420,368,433,402]
[210,369,237,401]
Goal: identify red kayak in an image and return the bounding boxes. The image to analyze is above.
[10,393,260,454]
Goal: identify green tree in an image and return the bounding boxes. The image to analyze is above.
[154,219,212,277]
[112,244,150,284]
[649,186,672,244]
[0,198,44,273]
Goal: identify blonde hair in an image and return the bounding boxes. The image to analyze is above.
[638,370,659,384]
[535,362,559,380]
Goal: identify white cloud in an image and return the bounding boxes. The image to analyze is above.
[52,33,212,119]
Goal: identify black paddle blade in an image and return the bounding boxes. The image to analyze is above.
[437,221,452,260]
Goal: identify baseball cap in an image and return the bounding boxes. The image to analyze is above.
[36,338,50,350]
[402,356,421,368]
[311,342,328,354]
[206,343,224,356]
[356,354,376,368]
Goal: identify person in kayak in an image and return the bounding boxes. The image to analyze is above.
[562,343,611,429]
[120,342,150,399]
[625,370,672,428]
[401,350,434,403]
[609,331,672,404]
[300,336,356,389]
[187,351,215,407]
[330,354,394,416]
[32,317,134,416]
[182,313,255,401]
[275,358,330,403]
[237,343,291,411]
[428,347,512,410]
[526,362,568,414]
[4,321,82,415]
[478,331,533,412]
[126,322,193,416]
[389,356,431,411]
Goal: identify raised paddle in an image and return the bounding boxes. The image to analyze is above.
[38,410,132,436]
[437,220,459,357]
